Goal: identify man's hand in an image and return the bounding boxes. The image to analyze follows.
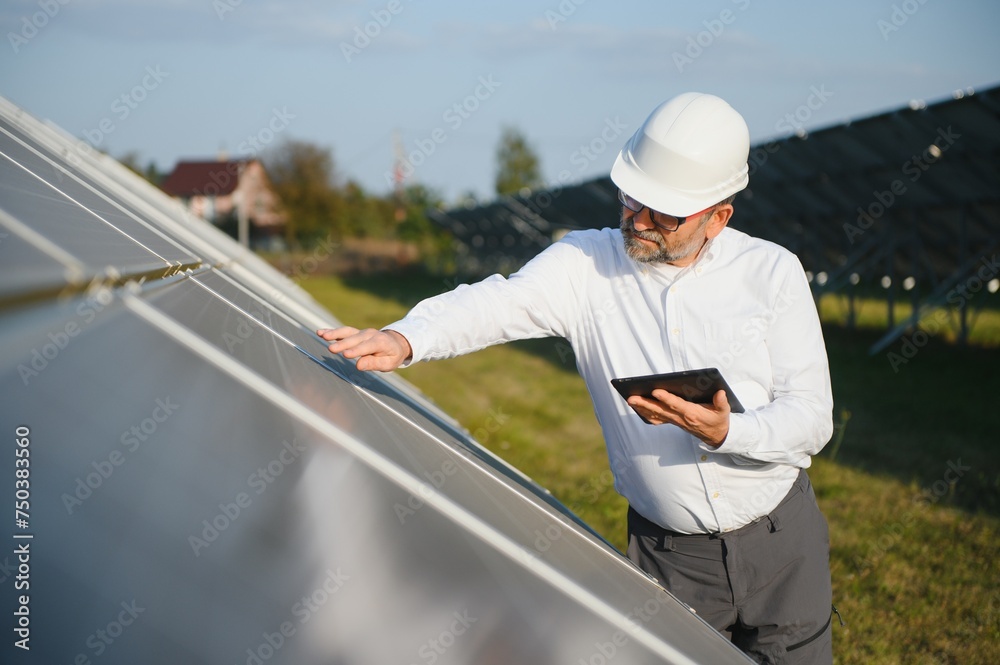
[317,327,412,372]
[627,389,731,447]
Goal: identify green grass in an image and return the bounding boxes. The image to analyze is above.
[819,293,1000,348]
[302,272,1000,665]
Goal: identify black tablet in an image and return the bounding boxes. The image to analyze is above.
[611,368,745,423]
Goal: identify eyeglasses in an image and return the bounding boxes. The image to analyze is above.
[618,190,687,233]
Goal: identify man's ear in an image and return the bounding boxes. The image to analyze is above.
[705,204,733,239]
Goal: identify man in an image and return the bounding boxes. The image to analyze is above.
[319,92,835,664]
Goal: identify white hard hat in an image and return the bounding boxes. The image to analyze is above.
[611,92,750,217]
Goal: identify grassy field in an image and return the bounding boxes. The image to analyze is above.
[301,271,999,665]
[818,292,1000,348]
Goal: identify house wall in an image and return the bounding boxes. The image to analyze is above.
[234,160,283,228]
[179,160,284,233]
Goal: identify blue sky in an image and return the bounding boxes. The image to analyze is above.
[1,0,998,203]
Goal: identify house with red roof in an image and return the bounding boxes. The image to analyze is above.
[160,158,285,248]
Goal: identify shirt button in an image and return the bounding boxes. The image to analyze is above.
[700,455,708,462]
[671,328,680,335]
[712,492,720,499]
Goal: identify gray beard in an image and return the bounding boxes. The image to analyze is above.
[620,215,707,264]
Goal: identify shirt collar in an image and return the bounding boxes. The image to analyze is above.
[661,229,724,276]
[697,231,723,268]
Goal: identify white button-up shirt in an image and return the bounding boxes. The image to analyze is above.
[388,226,833,534]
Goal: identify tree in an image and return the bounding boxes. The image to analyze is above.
[455,189,480,208]
[264,140,342,246]
[341,179,395,239]
[396,183,444,243]
[397,183,453,272]
[494,126,543,197]
[118,151,163,186]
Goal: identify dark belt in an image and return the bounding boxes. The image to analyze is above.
[627,505,720,543]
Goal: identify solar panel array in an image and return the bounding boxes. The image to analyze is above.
[0,97,753,663]
[433,86,1000,349]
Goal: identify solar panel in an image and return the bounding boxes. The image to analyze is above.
[436,86,999,273]
[431,87,1000,350]
[0,97,753,663]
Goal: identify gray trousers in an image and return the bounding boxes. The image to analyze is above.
[626,470,833,664]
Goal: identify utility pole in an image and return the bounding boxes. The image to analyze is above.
[393,130,406,222]
[236,161,249,247]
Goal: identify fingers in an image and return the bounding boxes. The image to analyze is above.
[316,326,408,372]
[650,388,686,412]
[355,353,402,373]
[648,389,729,416]
[627,394,671,425]
[316,327,376,356]
[712,389,731,414]
[326,328,385,358]
[631,389,685,425]
[629,389,731,444]
[317,326,358,341]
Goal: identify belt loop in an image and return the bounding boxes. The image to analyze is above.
[767,513,782,533]
[797,468,811,497]
[655,534,674,552]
